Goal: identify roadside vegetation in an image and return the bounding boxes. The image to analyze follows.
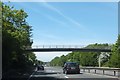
[50,36,120,68]
[2,2,38,74]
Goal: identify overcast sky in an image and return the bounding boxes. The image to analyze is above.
[6,2,118,62]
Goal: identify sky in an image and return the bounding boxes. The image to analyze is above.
[5,2,118,62]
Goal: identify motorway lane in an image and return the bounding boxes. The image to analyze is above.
[29,67,119,80]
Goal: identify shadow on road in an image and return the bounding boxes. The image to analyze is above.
[35,70,59,75]
[65,73,83,75]
[29,76,62,80]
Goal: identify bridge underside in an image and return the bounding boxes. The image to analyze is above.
[25,48,111,52]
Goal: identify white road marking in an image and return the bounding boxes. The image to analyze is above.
[64,76,69,78]
[27,71,36,80]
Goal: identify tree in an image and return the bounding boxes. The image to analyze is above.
[72,52,80,63]
[66,53,74,62]
[50,57,60,66]
[79,52,98,67]
[50,43,111,67]
[2,2,36,71]
[60,55,67,66]
[108,35,120,68]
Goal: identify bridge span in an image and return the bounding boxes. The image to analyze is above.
[25,45,111,52]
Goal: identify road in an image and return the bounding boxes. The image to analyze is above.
[28,67,119,80]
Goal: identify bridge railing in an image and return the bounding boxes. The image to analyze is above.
[25,45,111,52]
[81,67,120,77]
[29,45,86,49]
[26,45,111,49]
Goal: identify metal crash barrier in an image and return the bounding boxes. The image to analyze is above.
[81,67,120,77]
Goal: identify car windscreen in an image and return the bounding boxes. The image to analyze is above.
[68,63,78,67]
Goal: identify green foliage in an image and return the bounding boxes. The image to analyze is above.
[60,55,67,66]
[50,44,112,67]
[2,2,36,71]
[50,55,68,66]
[79,52,99,67]
[86,43,111,49]
[36,60,44,65]
[108,35,120,68]
[50,57,59,66]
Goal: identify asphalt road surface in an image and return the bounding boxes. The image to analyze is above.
[28,67,119,80]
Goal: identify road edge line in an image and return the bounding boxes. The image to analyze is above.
[27,69,37,80]
[64,76,69,78]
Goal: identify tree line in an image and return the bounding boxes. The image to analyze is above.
[50,36,120,68]
[2,2,38,72]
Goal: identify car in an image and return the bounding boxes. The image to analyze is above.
[63,62,80,74]
[37,65,44,70]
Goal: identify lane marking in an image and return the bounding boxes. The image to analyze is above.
[65,76,69,78]
[27,70,36,80]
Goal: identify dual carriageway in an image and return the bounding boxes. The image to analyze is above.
[25,45,120,80]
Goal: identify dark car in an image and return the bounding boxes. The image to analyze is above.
[37,65,44,70]
[63,62,80,74]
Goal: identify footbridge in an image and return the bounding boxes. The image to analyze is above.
[25,45,112,52]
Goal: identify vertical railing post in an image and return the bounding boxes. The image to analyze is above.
[103,70,105,75]
[88,69,90,73]
[36,46,38,48]
[95,70,96,73]
[114,71,116,76]
[83,69,85,72]
[49,45,50,48]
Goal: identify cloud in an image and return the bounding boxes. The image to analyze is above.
[37,33,59,40]
[18,3,68,27]
[45,15,68,27]
[40,1,84,28]
[14,2,84,29]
